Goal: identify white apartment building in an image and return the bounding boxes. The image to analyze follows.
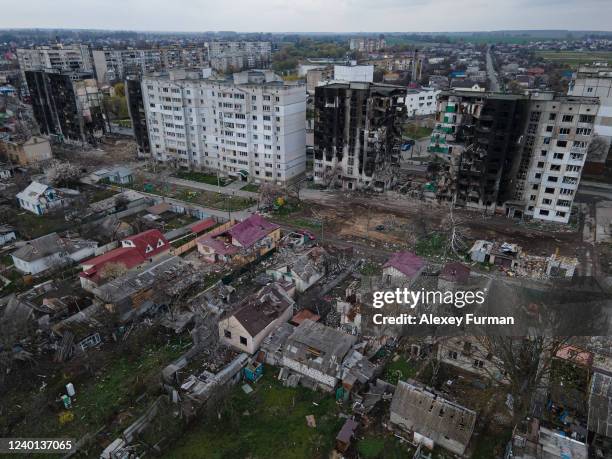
[404,87,440,116]
[207,42,271,73]
[333,65,374,83]
[522,93,599,223]
[17,44,93,81]
[142,69,306,185]
[568,66,612,165]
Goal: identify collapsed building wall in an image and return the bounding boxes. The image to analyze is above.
[313,82,406,191]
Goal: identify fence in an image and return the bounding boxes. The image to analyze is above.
[169,219,235,256]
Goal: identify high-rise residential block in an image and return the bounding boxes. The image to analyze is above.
[141,69,306,185]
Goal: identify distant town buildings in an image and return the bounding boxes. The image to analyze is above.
[313,82,407,191]
[333,65,374,83]
[348,36,386,53]
[140,69,306,185]
[207,41,271,73]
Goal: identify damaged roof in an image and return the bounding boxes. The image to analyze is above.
[227,214,279,248]
[390,380,477,447]
[383,251,424,278]
[232,282,294,336]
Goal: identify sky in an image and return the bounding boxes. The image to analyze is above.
[1,0,612,33]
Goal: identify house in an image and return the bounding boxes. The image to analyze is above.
[336,419,359,453]
[11,233,98,275]
[389,380,477,455]
[382,251,425,285]
[508,417,587,459]
[281,319,357,392]
[0,136,52,166]
[437,337,508,383]
[267,246,327,292]
[16,181,69,215]
[197,214,281,265]
[0,164,12,180]
[450,79,486,92]
[469,240,522,270]
[218,282,295,354]
[91,166,133,185]
[0,225,16,245]
[79,229,169,290]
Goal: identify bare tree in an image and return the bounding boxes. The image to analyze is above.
[445,203,467,257]
[475,336,570,425]
[98,262,128,281]
[46,160,81,187]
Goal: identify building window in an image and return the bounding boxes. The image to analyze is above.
[240,336,248,345]
[224,330,231,339]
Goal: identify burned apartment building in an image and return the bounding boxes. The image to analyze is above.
[428,90,598,223]
[25,69,107,144]
[125,76,150,157]
[429,91,530,213]
[313,82,407,191]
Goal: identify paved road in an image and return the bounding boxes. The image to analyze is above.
[486,45,502,92]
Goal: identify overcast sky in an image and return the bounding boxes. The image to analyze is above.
[2,0,611,33]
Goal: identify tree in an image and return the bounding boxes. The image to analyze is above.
[46,160,81,187]
[475,336,569,425]
[114,194,129,211]
[98,262,128,281]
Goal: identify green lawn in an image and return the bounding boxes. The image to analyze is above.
[166,371,343,459]
[175,171,232,187]
[127,179,255,212]
[241,183,261,193]
[6,211,69,239]
[1,330,189,442]
[384,356,418,385]
[357,435,413,459]
[403,124,433,139]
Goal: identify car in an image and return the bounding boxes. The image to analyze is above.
[375,224,385,231]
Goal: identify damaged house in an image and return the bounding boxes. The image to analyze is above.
[197,214,280,265]
[313,82,406,191]
[389,379,477,455]
[280,319,357,392]
[16,181,74,215]
[267,246,328,293]
[218,282,295,354]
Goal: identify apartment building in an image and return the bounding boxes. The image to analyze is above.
[16,44,94,82]
[510,93,599,223]
[405,87,440,116]
[92,46,208,83]
[125,76,150,157]
[313,82,407,191]
[207,41,271,73]
[348,36,386,53]
[567,65,612,174]
[141,69,306,185]
[25,70,107,144]
[429,90,598,223]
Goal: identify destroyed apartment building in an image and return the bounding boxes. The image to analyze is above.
[428,90,598,223]
[313,82,407,191]
[25,69,107,144]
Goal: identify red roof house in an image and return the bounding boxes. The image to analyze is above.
[189,217,217,235]
[79,229,169,287]
[197,214,280,263]
[383,251,425,279]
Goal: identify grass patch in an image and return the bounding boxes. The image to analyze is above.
[127,179,255,211]
[166,371,343,459]
[357,435,413,459]
[415,232,447,257]
[6,211,69,239]
[89,188,118,203]
[291,218,322,231]
[175,171,232,187]
[384,356,418,385]
[241,183,260,193]
[535,50,612,67]
[403,123,433,139]
[360,261,382,276]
